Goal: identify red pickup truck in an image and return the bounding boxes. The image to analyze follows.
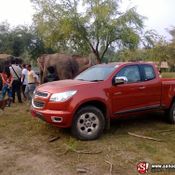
[31,62,175,140]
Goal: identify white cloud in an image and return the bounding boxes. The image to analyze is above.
[122,0,175,40]
[0,0,34,26]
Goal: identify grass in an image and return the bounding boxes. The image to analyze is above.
[0,103,175,175]
[1,71,174,175]
[162,72,175,78]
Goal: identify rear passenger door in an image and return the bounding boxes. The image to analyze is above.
[140,64,161,108]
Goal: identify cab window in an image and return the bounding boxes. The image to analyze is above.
[116,65,141,83]
[142,65,156,81]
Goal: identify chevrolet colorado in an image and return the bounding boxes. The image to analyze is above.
[31,62,175,140]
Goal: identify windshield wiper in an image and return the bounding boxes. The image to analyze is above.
[76,79,86,81]
[76,79,103,82]
[90,80,103,82]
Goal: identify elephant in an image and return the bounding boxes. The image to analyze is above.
[0,54,13,72]
[0,54,23,73]
[37,53,96,83]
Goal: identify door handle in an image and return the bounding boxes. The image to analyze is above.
[139,86,146,90]
[114,92,122,95]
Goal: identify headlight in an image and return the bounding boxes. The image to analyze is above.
[50,90,77,102]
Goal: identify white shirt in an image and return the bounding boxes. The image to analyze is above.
[10,64,22,80]
[21,68,28,85]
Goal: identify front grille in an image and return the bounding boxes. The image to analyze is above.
[32,100,45,108]
[35,91,49,98]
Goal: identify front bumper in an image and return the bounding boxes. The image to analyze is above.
[31,107,73,128]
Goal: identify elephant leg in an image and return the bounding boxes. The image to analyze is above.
[55,65,62,80]
[46,66,59,82]
[53,66,59,80]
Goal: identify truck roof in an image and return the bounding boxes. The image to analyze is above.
[94,62,155,68]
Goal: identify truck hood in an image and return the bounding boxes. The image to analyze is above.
[37,79,97,93]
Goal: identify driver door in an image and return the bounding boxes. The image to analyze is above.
[111,65,147,114]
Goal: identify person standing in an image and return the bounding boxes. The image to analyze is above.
[0,66,13,106]
[26,64,38,101]
[21,64,28,100]
[9,59,22,103]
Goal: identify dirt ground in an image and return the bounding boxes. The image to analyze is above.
[0,103,175,175]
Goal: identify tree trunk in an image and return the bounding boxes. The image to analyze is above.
[93,50,101,64]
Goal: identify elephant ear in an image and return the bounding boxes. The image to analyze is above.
[72,55,94,74]
[88,53,98,66]
[78,57,93,74]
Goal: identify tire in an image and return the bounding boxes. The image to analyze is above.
[168,102,175,124]
[71,106,105,140]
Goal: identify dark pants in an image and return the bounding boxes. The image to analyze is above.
[12,80,22,103]
[22,84,27,99]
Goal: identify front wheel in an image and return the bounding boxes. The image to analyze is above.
[71,106,105,140]
[168,102,175,124]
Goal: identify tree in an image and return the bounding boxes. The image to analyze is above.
[0,22,53,61]
[0,22,12,54]
[31,0,145,63]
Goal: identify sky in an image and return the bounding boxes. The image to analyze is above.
[0,0,34,26]
[121,0,175,40]
[0,0,174,40]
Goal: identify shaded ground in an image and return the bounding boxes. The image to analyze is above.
[0,103,175,175]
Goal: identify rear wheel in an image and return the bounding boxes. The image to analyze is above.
[71,106,105,140]
[168,102,175,124]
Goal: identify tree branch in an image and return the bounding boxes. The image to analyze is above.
[101,42,109,61]
[128,132,163,142]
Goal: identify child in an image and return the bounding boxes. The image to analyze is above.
[0,66,13,106]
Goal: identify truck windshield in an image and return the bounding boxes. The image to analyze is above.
[75,66,115,81]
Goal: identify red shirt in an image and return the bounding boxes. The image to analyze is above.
[1,73,13,86]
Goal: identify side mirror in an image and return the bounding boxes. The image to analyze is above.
[113,76,128,85]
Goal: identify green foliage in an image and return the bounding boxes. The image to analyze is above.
[31,0,145,62]
[0,22,53,61]
[162,72,175,78]
[115,29,175,71]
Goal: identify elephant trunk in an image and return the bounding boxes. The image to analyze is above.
[37,57,45,72]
